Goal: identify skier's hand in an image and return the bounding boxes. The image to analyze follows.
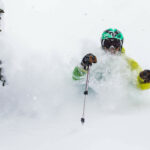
[140,70,150,83]
[81,53,97,69]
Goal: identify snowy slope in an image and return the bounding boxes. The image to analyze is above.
[0,0,150,150]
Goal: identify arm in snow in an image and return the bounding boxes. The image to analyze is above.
[72,53,97,80]
[126,56,150,90]
[72,66,87,80]
[137,70,150,90]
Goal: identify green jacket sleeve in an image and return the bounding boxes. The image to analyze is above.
[72,66,87,80]
[126,56,150,90]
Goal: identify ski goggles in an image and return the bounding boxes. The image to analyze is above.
[103,38,122,49]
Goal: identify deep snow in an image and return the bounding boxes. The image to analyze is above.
[0,0,150,149]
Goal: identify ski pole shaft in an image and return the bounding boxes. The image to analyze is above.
[81,66,90,124]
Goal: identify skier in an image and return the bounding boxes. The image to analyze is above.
[0,9,6,86]
[0,60,6,86]
[0,9,4,13]
[72,28,150,90]
[0,8,4,31]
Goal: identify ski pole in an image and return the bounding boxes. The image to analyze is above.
[81,65,90,124]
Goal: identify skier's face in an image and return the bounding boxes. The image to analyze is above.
[104,46,120,54]
[103,38,122,54]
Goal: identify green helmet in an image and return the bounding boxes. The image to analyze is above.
[101,28,124,50]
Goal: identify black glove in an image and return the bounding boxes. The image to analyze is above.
[81,53,97,70]
[140,70,150,83]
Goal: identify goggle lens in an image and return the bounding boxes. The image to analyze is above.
[104,38,122,49]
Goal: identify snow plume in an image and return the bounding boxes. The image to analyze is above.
[0,34,149,120]
[0,41,74,119]
[75,50,148,116]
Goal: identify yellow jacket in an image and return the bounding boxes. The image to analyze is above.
[121,48,150,90]
[72,48,150,90]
